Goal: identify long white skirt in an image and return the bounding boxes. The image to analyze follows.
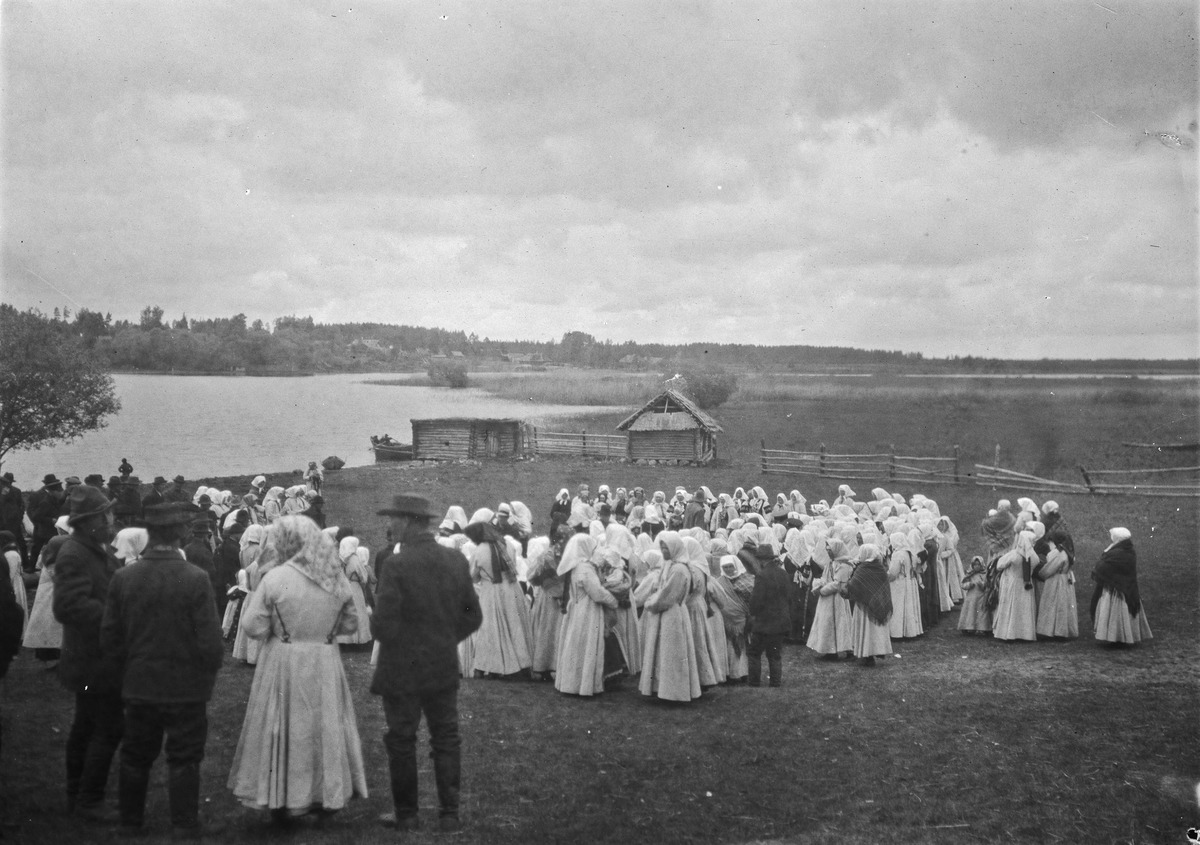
[227,638,368,813]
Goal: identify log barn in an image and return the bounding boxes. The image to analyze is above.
[615,389,722,465]
[411,418,524,461]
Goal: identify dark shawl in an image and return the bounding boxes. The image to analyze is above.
[845,558,893,627]
[980,511,1016,563]
[1042,513,1075,564]
[463,522,513,582]
[1090,539,1140,618]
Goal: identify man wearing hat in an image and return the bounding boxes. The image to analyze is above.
[183,518,219,614]
[166,475,190,505]
[101,502,223,837]
[683,489,708,530]
[372,493,482,834]
[141,477,167,510]
[0,473,27,570]
[27,473,66,572]
[51,484,122,821]
[747,542,790,688]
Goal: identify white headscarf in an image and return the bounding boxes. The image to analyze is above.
[113,527,149,563]
[557,534,598,577]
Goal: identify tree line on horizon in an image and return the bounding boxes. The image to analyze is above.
[12,303,1198,375]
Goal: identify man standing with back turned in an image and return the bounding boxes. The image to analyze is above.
[101,502,224,838]
[372,493,482,834]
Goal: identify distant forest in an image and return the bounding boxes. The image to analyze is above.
[11,303,1197,375]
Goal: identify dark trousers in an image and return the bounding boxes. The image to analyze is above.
[747,632,784,687]
[29,532,54,572]
[382,687,462,820]
[118,701,208,829]
[65,690,124,807]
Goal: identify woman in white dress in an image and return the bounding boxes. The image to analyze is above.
[806,538,854,659]
[887,532,924,640]
[992,531,1038,642]
[232,525,267,664]
[553,534,620,696]
[1034,539,1078,639]
[463,509,532,677]
[228,516,367,821]
[335,537,373,646]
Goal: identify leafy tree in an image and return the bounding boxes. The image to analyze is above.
[72,308,111,348]
[139,304,164,330]
[0,306,121,466]
[428,362,469,388]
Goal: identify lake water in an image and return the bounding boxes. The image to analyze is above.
[2,373,613,483]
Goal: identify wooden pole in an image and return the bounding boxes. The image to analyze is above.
[953,445,960,484]
[761,439,767,473]
[819,443,827,477]
[581,429,587,456]
[994,444,1001,470]
[1078,465,1096,493]
[889,444,896,482]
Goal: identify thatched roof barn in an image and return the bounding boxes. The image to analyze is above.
[411,418,524,461]
[616,389,723,465]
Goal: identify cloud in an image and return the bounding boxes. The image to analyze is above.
[2,0,1196,358]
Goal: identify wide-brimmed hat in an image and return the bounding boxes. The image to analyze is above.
[84,474,105,486]
[173,475,186,484]
[152,476,167,486]
[43,473,62,487]
[377,493,440,519]
[0,472,13,484]
[190,518,211,535]
[67,485,114,524]
[143,503,198,528]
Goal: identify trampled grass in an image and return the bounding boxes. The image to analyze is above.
[3,386,1197,844]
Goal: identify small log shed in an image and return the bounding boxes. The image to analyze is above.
[411,418,524,461]
[616,389,722,464]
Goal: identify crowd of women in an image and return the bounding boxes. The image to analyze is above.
[404,481,1152,704]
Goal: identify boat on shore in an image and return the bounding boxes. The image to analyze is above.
[371,434,413,462]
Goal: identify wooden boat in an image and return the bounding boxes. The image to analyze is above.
[1122,441,1200,451]
[371,434,413,462]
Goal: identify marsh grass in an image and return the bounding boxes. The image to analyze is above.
[471,370,665,406]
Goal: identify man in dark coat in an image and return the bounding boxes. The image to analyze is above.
[0,472,27,569]
[51,485,122,821]
[216,519,247,618]
[0,552,24,764]
[372,493,482,834]
[141,476,167,510]
[101,502,224,837]
[183,520,219,614]
[747,543,791,688]
[27,473,65,571]
[683,489,708,530]
[113,477,143,529]
[165,475,190,505]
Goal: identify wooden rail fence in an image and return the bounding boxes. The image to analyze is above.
[525,426,627,459]
[760,442,962,485]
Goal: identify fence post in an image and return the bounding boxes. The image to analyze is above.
[1078,465,1096,494]
[761,439,767,474]
[819,443,827,477]
[889,444,896,482]
[581,429,587,456]
[953,445,960,484]
[994,444,1001,470]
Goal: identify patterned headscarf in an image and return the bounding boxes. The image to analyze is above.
[266,515,349,597]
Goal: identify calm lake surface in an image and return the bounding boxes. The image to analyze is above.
[3,373,613,483]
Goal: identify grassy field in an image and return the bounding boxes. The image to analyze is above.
[2,383,1197,844]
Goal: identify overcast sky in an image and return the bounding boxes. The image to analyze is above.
[3,1,1197,358]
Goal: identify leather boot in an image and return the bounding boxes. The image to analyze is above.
[432,745,461,819]
[167,763,200,829]
[118,761,150,830]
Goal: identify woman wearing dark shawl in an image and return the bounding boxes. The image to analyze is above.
[1091,527,1153,646]
[840,544,893,667]
[980,502,1016,565]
